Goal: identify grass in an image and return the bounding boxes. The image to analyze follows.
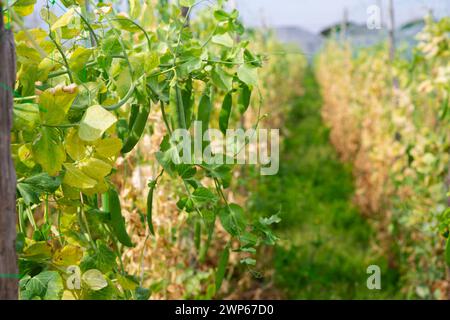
[249,68,402,299]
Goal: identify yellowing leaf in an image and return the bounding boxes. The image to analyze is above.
[78,105,117,142]
[22,241,53,259]
[180,0,195,7]
[18,143,35,168]
[69,47,93,73]
[82,269,108,291]
[113,13,141,32]
[51,8,76,31]
[32,127,66,176]
[79,158,112,181]
[144,51,160,74]
[53,245,83,266]
[38,57,57,81]
[13,103,40,130]
[62,290,76,300]
[117,274,138,290]
[13,0,37,16]
[114,69,132,97]
[83,179,109,196]
[95,4,112,15]
[15,28,47,43]
[39,85,78,125]
[129,0,141,19]
[65,128,86,161]
[63,163,97,189]
[94,138,122,158]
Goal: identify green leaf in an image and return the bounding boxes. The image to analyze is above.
[32,127,66,176]
[39,86,78,126]
[219,204,246,237]
[177,164,197,179]
[215,243,230,292]
[78,105,117,142]
[259,214,281,225]
[192,187,217,205]
[80,243,116,273]
[212,33,234,48]
[237,64,258,87]
[24,173,61,193]
[155,149,177,177]
[214,9,231,22]
[136,287,151,300]
[219,92,232,134]
[102,35,123,56]
[17,183,40,205]
[22,271,63,300]
[179,57,202,75]
[204,164,232,188]
[211,65,233,92]
[83,283,116,300]
[82,269,108,291]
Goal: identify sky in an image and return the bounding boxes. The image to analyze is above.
[234,0,450,33]
[24,0,450,34]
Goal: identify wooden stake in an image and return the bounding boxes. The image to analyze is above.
[0,2,19,300]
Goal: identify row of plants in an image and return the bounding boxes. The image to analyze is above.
[114,22,306,300]
[8,0,305,299]
[317,16,450,299]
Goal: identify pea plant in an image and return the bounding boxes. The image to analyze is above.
[9,0,279,299]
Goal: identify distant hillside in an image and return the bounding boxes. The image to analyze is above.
[319,19,426,50]
[274,26,323,57]
[270,18,426,59]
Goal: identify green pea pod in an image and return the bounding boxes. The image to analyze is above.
[194,220,201,252]
[238,84,251,114]
[103,188,133,247]
[169,84,187,130]
[176,85,187,129]
[219,92,232,135]
[182,79,193,129]
[146,180,156,236]
[215,242,230,292]
[128,104,140,129]
[197,90,212,133]
[121,101,151,154]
